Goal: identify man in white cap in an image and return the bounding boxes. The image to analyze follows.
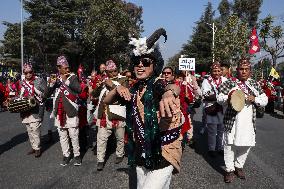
[20,63,47,158]
[48,55,82,166]
[91,59,128,171]
[217,58,268,183]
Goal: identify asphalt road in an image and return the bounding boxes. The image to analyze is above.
[0,109,283,189]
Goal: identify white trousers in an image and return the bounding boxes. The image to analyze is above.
[58,127,80,157]
[136,165,174,189]
[97,125,125,162]
[224,145,251,172]
[25,121,41,150]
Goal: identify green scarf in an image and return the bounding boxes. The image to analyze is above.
[126,76,163,169]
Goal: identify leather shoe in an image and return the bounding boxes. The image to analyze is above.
[224,171,235,183]
[208,151,217,158]
[97,162,104,171]
[35,150,41,158]
[27,149,35,155]
[115,156,124,164]
[234,167,246,179]
[218,150,224,156]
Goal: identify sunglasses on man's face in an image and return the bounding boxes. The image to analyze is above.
[107,70,118,74]
[162,71,172,75]
[24,71,33,75]
[134,58,153,67]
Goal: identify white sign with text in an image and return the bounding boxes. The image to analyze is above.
[179,58,195,71]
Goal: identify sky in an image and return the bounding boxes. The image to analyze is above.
[0,0,284,63]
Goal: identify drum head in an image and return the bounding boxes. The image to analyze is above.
[230,90,245,112]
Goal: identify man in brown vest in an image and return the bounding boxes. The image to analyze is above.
[92,60,128,171]
[48,56,82,166]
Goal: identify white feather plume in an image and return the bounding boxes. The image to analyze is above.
[129,37,154,56]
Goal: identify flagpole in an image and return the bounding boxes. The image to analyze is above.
[205,22,216,62]
[21,0,24,75]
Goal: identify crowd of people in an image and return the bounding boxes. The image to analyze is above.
[0,28,283,188]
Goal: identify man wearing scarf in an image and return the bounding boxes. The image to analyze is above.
[91,59,128,171]
[20,63,47,158]
[217,59,268,183]
[202,61,227,158]
[104,28,182,189]
[48,56,82,166]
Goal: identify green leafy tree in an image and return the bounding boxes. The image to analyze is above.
[1,22,21,58]
[167,2,214,73]
[218,0,231,25]
[84,0,143,71]
[259,15,284,67]
[253,58,272,79]
[214,14,249,64]
[0,22,22,70]
[1,0,143,73]
[232,0,263,28]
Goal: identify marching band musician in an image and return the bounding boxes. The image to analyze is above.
[91,59,128,171]
[20,63,47,158]
[48,56,82,166]
[217,59,268,183]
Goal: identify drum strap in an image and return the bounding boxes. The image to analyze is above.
[22,80,44,105]
[22,80,34,97]
[59,83,78,102]
[236,80,258,97]
[207,76,222,95]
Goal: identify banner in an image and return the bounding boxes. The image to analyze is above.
[179,58,195,71]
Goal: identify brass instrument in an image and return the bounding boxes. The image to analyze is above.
[7,97,37,113]
[50,74,57,80]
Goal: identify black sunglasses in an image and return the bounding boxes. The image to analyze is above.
[24,71,33,75]
[134,58,153,67]
[107,70,118,73]
[162,71,172,75]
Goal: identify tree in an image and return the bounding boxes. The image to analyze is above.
[1,22,22,59]
[214,14,249,64]
[259,15,284,67]
[232,0,263,28]
[253,58,272,79]
[167,2,214,73]
[84,0,143,71]
[1,0,143,73]
[218,0,231,25]
[167,53,181,69]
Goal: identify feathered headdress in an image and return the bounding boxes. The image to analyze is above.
[129,28,167,76]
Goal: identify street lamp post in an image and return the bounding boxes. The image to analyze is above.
[21,0,24,75]
[206,22,217,62]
